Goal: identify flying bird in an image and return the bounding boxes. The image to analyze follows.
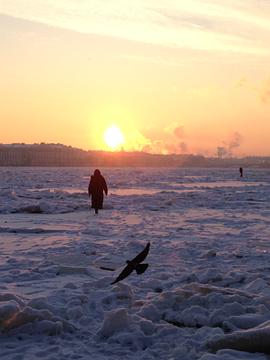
[111,242,150,285]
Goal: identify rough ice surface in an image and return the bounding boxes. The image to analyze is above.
[208,320,270,354]
[0,167,270,360]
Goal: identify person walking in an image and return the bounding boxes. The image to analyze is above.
[239,167,243,177]
[88,169,108,214]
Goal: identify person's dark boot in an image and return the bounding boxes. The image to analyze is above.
[95,208,98,214]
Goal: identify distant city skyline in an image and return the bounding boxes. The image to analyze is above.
[1,1,270,156]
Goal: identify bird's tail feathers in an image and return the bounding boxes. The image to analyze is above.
[135,263,148,275]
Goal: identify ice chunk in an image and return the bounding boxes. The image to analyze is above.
[208,320,270,354]
[4,306,54,330]
[97,308,130,339]
[18,205,43,213]
[63,282,78,289]
[139,304,161,322]
[245,278,270,296]
[66,306,83,320]
[222,302,245,316]
[200,349,267,360]
[35,320,63,335]
[181,305,209,327]
[0,301,20,326]
[28,297,49,310]
[112,282,133,301]
[198,268,222,283]
[223,314,270,331]
[138,319,155,335]
[0,293,25,307]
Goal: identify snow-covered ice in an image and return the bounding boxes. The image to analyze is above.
[0,167,270,359]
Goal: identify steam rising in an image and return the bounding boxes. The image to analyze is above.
[143,122,189,154]
[216,131,243,158]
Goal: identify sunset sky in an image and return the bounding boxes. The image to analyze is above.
[1,0,270,156]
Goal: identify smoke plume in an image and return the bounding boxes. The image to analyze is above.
[216,132,243,158]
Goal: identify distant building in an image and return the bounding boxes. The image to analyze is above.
[0,143,269,167]
[0,143,88,166]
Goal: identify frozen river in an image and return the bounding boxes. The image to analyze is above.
[0,167,270,360]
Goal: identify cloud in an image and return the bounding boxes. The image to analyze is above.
[123,128,151,152]
[228,131,243,150]
[164,122,184,138]
[216,131,243,157]
[141,122,188,154]
[144,140,186,155]
[162,122,187,153]
[1,0,270,55]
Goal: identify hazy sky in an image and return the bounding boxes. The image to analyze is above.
[1,0,270,156]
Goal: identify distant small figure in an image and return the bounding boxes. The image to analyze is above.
[111,242,150,285]
[88,169,108,214]
[239,167,243,177]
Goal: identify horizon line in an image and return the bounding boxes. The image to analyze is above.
[1,142,270,159]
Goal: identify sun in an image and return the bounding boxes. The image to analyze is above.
[104,125,125,149]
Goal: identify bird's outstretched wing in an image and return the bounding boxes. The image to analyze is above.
[111,264,133,285]
[131,242,150,265]
[111,242,151,285]
[135,263,148,274]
